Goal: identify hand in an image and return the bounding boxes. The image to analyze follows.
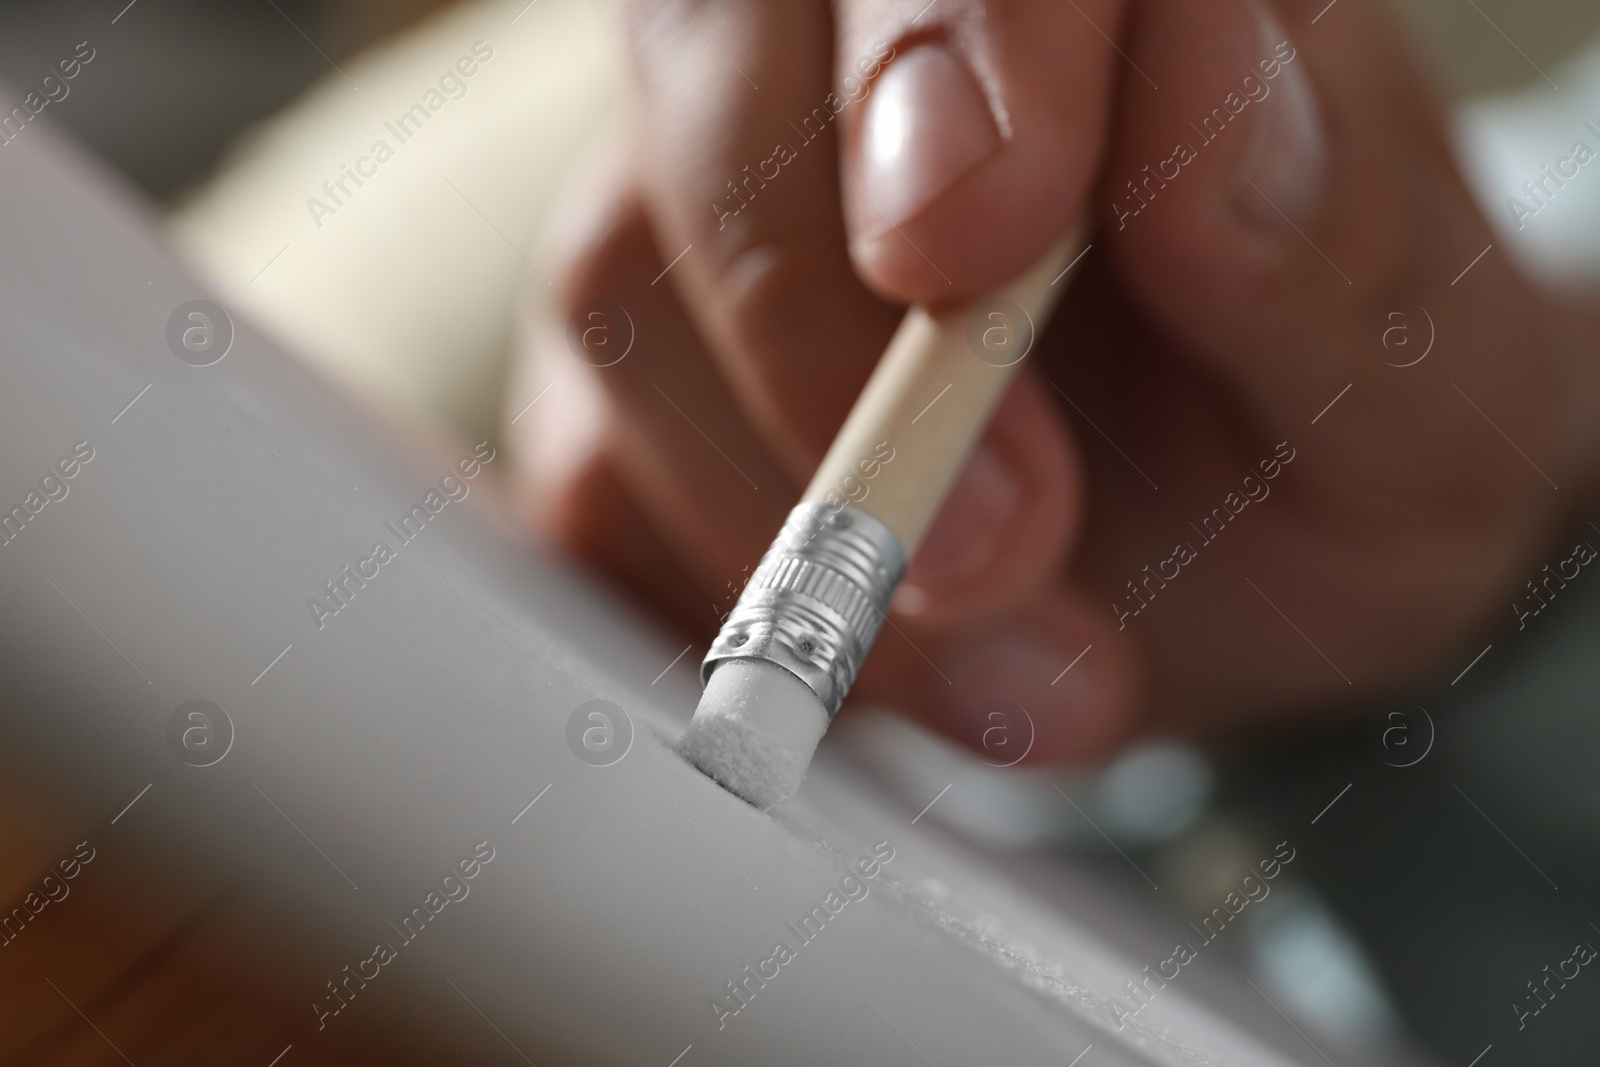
[509,0,1600,763]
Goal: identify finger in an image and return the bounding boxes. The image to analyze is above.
[614,0,902,470]
[505,253,712,624]
[521,157,796,594]
[1104,0,1581,513]
[508,382,717,631]
[1073,0,1599,724]
[528,139,1096,641]
[894,369,1084,627]
[611,2,1105,634]
[835,0,1127,300]
[856,585,1145,764]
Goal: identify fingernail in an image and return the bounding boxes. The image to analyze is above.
[1235,14,1326,228]
[903,442,1022,598]
[856,42,1001,232]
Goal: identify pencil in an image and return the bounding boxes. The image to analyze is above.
[681,229,1088,807]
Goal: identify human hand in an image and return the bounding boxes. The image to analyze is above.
[509,0,1600,763]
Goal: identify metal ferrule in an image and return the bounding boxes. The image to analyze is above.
[702,503,906,718]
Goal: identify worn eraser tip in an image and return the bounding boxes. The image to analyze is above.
[680,659,829,809]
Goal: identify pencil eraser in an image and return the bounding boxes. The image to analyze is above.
[680,659,829,809]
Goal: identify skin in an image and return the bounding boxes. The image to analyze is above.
[12,5,1590,1059]
[511,0,1600,765]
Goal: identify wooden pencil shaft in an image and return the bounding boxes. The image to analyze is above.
[801,230,1086,553]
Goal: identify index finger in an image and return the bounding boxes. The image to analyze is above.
[613,0,901,471]
[835,0,1127,300]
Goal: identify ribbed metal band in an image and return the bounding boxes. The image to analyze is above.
[702,503,906,718]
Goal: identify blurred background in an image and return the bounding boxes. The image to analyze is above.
[3,1,1599,1064]
[3,0,1597,202]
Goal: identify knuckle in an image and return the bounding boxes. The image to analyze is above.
[548,163,659,320]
